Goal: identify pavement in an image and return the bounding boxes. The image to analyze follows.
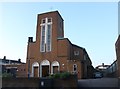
[78,78,119,89]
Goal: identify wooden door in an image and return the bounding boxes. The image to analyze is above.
[42,66,49,77]
[34,67,38,77]
[53,66,58,73]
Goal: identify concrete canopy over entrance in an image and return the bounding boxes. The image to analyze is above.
[32,62,39,77]
[40,60,50,77]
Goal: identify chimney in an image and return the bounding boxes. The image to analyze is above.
[102,63,104,67]
[3,56,6,59]
[28,37,33,43]
[18,59,21,63]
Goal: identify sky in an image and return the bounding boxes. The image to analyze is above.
[0,2,118,67]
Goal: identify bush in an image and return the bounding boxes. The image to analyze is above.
[49,72,71,79]
[60,72,71,79]
[2,73,13,78]
[54,73,60,78]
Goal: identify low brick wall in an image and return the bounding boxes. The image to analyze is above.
[2,75,78,89]
[2,77,40,89]
[53,75,78,89]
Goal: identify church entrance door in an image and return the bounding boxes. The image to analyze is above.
[34,67,38,77]
[42,66,49,77]
[51,61,59,74]
[40,60,50,77]
[53,66,58,73]
[32,62,39,77]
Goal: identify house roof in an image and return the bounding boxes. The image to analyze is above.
[0,57,25,64]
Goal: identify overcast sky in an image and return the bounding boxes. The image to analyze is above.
[0,2,118,67]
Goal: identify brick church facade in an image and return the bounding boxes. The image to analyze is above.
[26,11,94,79]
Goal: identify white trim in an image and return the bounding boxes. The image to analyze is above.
[73,64,77,73]
[41,59,50,66]
[40,60,50,77]
[74,51,79,56]
[40,17,52,52]
[51,61,60,74]
[40,25,45,52]
[32,62,39,77]
[45,18,47,44]
[6,67,17,69]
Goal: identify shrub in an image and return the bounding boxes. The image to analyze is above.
[2,73,13,78]
[60,72,71,79]
[49,72,71,79]
[54,73,60,78]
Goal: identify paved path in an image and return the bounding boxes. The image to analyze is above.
[78,78,119,89]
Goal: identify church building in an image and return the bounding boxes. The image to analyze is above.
[26,11,94,79]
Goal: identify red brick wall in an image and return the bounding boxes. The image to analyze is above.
[26,11,93,79]
[115,35,120,77]
[57,39,69,57]
[4,64,27,77]
[16,64,27,77]
[26,11,67,77]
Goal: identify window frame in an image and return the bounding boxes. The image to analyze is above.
[74,51,79,56]
[40,17,52,52]
[73,64,77,73]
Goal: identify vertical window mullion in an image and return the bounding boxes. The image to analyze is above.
[45,18,47,44]
[45,22,48,52]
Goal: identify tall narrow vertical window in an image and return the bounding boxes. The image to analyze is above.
[40,25,45,52]
[40,18,52,52]
[46,24,52,52]
[73,64,77,73]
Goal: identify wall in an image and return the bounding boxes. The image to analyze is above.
[2,75,78,89]
[115,35,120,77]
[57,39,69,57]
[16,64,27,77]
[2,78,40,88]
[3,64,27,78]
[25,11,94,79]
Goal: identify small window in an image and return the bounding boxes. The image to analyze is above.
[74,51,79,56]
[73,64,77,72]
[48,18,52,23]
[42,19,45,24]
